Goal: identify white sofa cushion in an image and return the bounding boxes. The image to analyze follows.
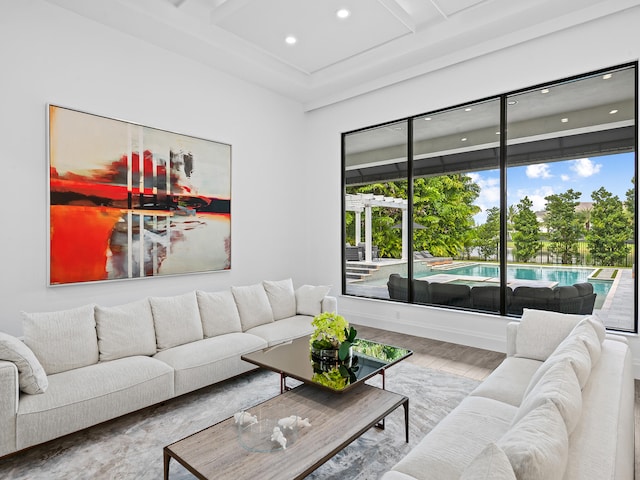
[263,279,297,320]
[513,359,582,434]
[515,309,586,361]
[295,285,331,316]
[149,292,203,351]
[0,332,48,394]
[245,315,314,346]
[95,299,157,361]
[570,318,603,364]
[469,356,541,407]
[498,401,569,480]
[460,443,516,480]
[22,304,98,375]
[524,320,597,393]
[196,290,242,337]
[231,284,274,330]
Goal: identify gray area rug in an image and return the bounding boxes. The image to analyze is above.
[0,362,480,480]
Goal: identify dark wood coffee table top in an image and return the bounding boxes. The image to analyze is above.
[241,337,413,392]
[164,383,409,480]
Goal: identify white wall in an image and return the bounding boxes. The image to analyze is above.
[304,6,640,376]
[2,2,640,377]
[0,1,310,336]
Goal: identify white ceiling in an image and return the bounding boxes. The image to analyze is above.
[45,0,640,111]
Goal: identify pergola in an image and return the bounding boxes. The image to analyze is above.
[345,193,408,262]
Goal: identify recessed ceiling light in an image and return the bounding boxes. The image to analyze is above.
[461,137,468,142]
[285,35,297,45]
[336,8,350,19]
[541,89,550,94]
[424,117,431,121]
[507,100,517,105]
[561,118,569,123]
[603,74,613,80]
[496,131,501,135]
[464,107,472,112]
[609,109,619,114]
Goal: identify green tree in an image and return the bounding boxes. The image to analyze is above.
[586,187,631,266]
[346,174,480,258]
[544,189,584,264]
[625,176,635,220]
[512,196,541,262]
[475,207,500,260]
[412,174,481,257]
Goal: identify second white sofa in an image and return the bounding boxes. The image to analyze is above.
[0,279,336,457]
[382,309,634,480]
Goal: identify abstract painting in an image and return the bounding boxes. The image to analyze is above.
[48,105,231,285]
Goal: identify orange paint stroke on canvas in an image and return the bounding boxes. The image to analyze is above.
[50,205,123,284]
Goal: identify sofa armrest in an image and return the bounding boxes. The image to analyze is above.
[0,360,18,456]
[505,322,519,357]
[605,333,629,345]
[321,295,338,314]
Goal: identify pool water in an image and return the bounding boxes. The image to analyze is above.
[418,264,612,297]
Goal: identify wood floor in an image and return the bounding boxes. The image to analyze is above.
[355,324,639,479]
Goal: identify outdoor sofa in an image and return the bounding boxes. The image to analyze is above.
[382,309,634,480]
[387,274,597,314]
[0,279,336,457]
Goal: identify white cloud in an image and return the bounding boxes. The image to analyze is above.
[526,164,552,179]
[515,186,554,212]
[471,173,500,224]
[561,174,570,181]
[570,158,601,177]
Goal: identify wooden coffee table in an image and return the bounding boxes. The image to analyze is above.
[163,382,409,480]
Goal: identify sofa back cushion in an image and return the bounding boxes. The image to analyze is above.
[295,285,331,316]
[515,309,586,361]
[196,290,242,337]
[95,298,157,361]
[0,332,48,394]
[263,279,297,320]
[498,401,569,480]
[22,304,98,375]
[513,359,582,434]
[460,443,516,480]
[149,292,203,351]
[232,284,274,330]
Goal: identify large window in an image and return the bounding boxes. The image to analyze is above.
[343,64,637,332]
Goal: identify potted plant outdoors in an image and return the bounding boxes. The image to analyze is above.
[309,312,358,362]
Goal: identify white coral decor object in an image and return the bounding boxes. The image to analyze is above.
[278,415,312,429]
[271,426,287,449]
[233,411,258,426]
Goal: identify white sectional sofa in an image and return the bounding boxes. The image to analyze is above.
[0,279,336,457]
[382,309,634,480]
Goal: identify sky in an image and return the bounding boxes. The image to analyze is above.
[469,152,635,224]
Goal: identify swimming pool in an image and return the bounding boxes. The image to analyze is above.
[417,264,612,297]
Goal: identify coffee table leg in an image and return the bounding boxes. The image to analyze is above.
[403,398,409,443]
[163,450,171,480]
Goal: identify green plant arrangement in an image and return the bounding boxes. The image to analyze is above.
[309,312,358,361]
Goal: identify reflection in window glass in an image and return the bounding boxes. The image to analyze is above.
[505,66,636,330]
[342,64,637,333]
[344,121,408,301]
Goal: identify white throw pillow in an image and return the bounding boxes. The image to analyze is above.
[295,285,331,316]
[95,298,157,361]
[460,443,516,480]
[570,318,602,365]
[525,334,592,393]
[0,332,48,394]
[22,304,98,375]
[231,284,274,330]
[149,292,203,351]
[513,359,582,434]
[499,401,569,480]
[263,279,297,320]
[515,309,586,361]
[196,290,243,337]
